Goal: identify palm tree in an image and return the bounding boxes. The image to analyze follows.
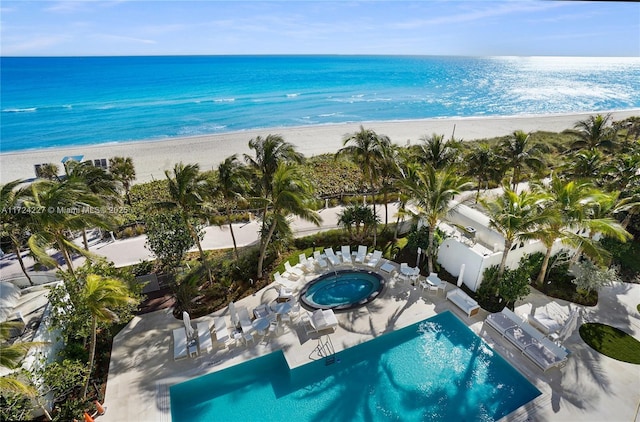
[481,188,552,283]
[160,163,212,284]
[1,180,34,285]
[24,179,107,278]
[529,178,595,286]
[500,130,544,190]
[80,274,135,398]
[36,163,60,181]
[415,133,462,169]
[562,149,605,182]
[337,126,391,243]
[0,322,46,398]
[208,155,250,260]
[401,165,472,273]
[377,141,401,228]
[109,156,136,205]
[65,161,120,250]
[571,113,616,151]
[245,135,305,276]
[255,163,321,278]
[465,143,503,202]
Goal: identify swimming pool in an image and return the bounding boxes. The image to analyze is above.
[170,312,540,421]
[299,269,385,311]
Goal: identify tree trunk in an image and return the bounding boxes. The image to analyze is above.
[511,167,520,191]
[536,245,553,288]
[188,221,213,285]
[383,191,389,228]
[227,211,239,261]
[257,212,279,279]
[57,237,75,278]
[476,176,482,203]
[12,241,34,286]
[427,225,435,273]
[82,229,89,251]
[82,317,97,399]
[497,239,512,291]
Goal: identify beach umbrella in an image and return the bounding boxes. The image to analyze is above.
[416,247,422,268]
[457,264,465,287]
[182,311,195,339]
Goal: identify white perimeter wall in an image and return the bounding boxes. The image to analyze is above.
[437,237,572,292]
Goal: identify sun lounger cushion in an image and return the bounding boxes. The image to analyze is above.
[523,337,569,371]
[379,262,395,273]
[173,328,187,360]
[214,317,230,345]
[485,308,521,334]
[446,288,480,317]
[527,313,562,336]
[197,321,213,353]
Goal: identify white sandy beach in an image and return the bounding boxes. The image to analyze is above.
[2,110,638,184]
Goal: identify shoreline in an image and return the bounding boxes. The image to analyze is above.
[2,109,638,184]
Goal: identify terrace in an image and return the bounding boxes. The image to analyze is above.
[101,255,640,422]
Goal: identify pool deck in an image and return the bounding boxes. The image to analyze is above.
[101,260,640,422]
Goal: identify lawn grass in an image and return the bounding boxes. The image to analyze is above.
[579,323,640,364]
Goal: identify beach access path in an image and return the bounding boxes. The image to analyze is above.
[2,110,638,184]
[0,202,399,276]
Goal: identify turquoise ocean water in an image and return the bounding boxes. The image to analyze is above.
[2,55,639,152]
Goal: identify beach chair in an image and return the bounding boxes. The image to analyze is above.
[485,308,522,336]
[341,245,353,265]
[355,245,367,264]
[313,250,329,269]
[173,327,188,360]
[214,316,231,347]
[324,248,340,266]
[237,307,253,334]
[253,304,270,319]
[299,253,315,272]
[304,309,339,335]
[366,250,383,267]
[284,261,303,279]
[197,321,213,353]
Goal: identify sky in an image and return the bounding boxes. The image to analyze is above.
[1,1,639,57]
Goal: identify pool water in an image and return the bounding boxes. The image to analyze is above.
[300,269,385,310]
[170,312,540,422]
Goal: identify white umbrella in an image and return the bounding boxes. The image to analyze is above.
[229,301,238,327]
[416,247,422,268]
[457,264,465,287]
[182,311,195,339]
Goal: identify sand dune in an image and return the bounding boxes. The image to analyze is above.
[1,109,638,184]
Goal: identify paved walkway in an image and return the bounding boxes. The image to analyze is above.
[0,203,400,275]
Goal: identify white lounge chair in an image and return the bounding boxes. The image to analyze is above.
[197,321,213,353]
[485,307,521,335]
[304,309,339,334]
[341,245,353,265]
[173,327,188,360]
[313,250,329,269]
[214,316,230,346]
[298,253,315,272]
[446,288,480,317]
[366,250,383,267]
[355,245,367,264]
[253,304,270,319]
[284,261,303,279]
[278,286,294,302]
[237,307,253,334]
[324,248,340,266]
[526,312,562,336]
[523,337,569,371]
[274,271,297,290]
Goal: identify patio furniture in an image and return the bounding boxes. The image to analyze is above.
[196,321,213,354]
[284,261,303,280]
[173,327,188,360]
[303,309,339,334]
[379,261,396,274]
[214,316,231,347]
[485,308,521,335]
[299,253,315,272]
[366,250,383,267]
[341,245,353,265]
[324,248,341,266]
[355,245,367,264]
[446,288,480,317]
[313,250,329,269]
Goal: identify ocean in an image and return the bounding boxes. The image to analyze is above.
[2,55,639,153]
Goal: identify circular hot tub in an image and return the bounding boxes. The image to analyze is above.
[300,269,385,311]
